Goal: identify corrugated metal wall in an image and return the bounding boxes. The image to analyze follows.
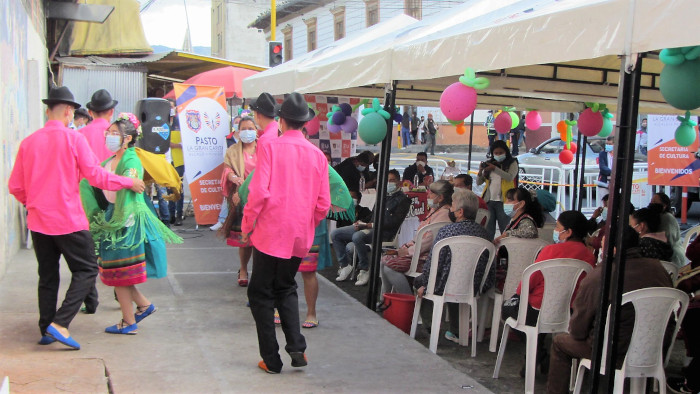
[61,65,147,115]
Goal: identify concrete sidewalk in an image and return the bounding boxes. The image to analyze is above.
[0,227,492,393]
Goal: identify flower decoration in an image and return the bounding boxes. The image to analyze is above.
[117,112,143,138]
[360,98,391,119]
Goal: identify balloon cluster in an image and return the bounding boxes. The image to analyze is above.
[358,98,392,145]
[439,68,490,133]
[675,111,698,147]
[660,46,700,146]
[326,102,358,134]
[556,119,578,164]
[494,107,520,134]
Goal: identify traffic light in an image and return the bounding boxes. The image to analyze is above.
[268,41,283,67]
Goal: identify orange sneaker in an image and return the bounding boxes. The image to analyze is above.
[258,360,280,374]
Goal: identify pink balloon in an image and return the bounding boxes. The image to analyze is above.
[578,108,604,137]
[340,116,358,132]
[439,82,477,121]
[305,116,320,136]
[494,112,512,134]
[328,122,342,133]
[525,111,542,130]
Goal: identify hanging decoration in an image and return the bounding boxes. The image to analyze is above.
[305,115,320,136]
[525,110,542,130]
[659,46,700,110]
[358,98,391,145]
[598,109,614,138]
[578,103,605,137]
[508,110,520,129]
[569,142,578,155]
[456,122,466,135]
[675,111,698,147]
[495,110,513,134]
[326,102,359,135]
[439,68,490,122]
[559,119,577,164]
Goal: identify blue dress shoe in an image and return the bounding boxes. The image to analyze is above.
[134,304,156,323]
[105,321,138,335]
[38,335,56,345]
[45,325,80,349]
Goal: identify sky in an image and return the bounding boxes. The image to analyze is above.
[139,0,213,48]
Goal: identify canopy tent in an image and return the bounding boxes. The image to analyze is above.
[243,0,698,115]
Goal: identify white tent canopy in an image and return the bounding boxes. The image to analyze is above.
[243,0,700,114]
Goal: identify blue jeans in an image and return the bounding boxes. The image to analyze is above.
[331,225,373,271]
[486,200,509,240]
[402,128,411,147]
[155,186,170,222]
[218,197,228,224]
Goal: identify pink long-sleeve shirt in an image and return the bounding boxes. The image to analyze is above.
[256,120,279,149]
[78,117,113,162]
[8,120,134,235]
[241,129,330,259]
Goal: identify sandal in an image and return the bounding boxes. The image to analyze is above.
[237,270,248,287]
[302,319,319,329]
[274,310,281,325]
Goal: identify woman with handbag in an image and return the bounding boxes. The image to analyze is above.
[220,117,258,287]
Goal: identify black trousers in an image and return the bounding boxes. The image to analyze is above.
[247,248,306,371]
[31,230,99,335]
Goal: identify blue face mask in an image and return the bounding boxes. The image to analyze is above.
[605,144,613,152]
[601,207,608,221]
[494,154,506,162]
[357,165,366,172]
[386,182,397,194]
[239,129,257,143]
[553,229,564,243]
[503,203,514,216]
[105,135,122,152]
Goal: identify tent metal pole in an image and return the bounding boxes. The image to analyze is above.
[588,54,642,393]
[468,115,474,172]
[366,81,397,310]
[578,135,589,210]
[572,131,583,211]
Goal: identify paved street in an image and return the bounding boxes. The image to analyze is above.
[0,225,492,394]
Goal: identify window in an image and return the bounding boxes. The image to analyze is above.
[282,25,293,61]
[304,17,317,52]
[365,0,379,27]
[331,6,345,41]
[404,0,422,20]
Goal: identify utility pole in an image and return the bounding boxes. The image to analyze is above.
[270,0,276,41]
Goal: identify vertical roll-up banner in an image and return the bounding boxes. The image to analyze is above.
[647,114,699,186]
[174,84,229,225]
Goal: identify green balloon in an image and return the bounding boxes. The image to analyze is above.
[447,118,462,126]
[598,117,613,137]
[509,111,519,129]
[358,112,388,145]
[660,58,700,110]
[675,124,697,147]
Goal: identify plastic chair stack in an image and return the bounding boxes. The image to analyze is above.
[409,236,496,357]
[492,258,593,394]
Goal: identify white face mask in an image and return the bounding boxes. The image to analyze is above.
[494,154,506,162]
[601,207,608,221]
[105,135,122,152]
[239,129,257,144]
[352,198,358,206]
[356,165,366,172]
[503,203,515,216]
[427,198,438,208]
[386,182,397,194]
[416,161,426,167]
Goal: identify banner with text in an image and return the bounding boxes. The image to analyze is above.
[174,84,229,224]
[647,114,699,186]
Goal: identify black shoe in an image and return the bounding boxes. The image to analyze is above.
[82,302,98,314]
[175,218,183,226]
[290,352,307,368]
[170,216,176,225]
[667,377,693,394]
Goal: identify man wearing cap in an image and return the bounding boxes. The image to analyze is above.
[242,92,330,374]
[8,86,146,350]
[249,92,279,148]
[81,89,119,162]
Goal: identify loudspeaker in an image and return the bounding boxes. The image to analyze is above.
[136,98,171,154]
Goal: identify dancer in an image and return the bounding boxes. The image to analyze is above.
[80,113,182,334]
[242,93,330,374]
[8,87,146,349]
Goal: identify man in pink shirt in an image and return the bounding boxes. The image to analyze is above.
[8,86,146,350]
[81,89,118,162]
[250,92,279,148]
[242,92,330,374]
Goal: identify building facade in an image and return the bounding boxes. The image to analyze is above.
[211,0,267,66]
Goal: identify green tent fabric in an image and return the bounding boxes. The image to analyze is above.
[238,165,354,222]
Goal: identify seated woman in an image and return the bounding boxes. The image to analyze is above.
[380,180,453,297]
[413,188,492,342]
[502,210,596,373]
[629,206,673,261]
[495,187,544,244]
[650,192,685,267]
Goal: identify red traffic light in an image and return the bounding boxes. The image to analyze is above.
[272,44,282,54]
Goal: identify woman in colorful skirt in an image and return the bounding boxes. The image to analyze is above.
[81,113,182,335]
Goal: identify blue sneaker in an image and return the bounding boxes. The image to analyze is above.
[45,325,80,349]
[105,321,138,335]
[134,304,156,323]
[444,331,460,344]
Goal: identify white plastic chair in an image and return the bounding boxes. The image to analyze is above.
[682,225,700,264]
[538,221,556,244]
[409,236,496,357]
[0,376,8,394]
[476,208,490,228]
[572,287,689,394]
[405,222,450,278]
[486,237,549,352]
[492,258,593,394]
[659,260,680,283]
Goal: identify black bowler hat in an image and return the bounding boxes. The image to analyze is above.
[276,92,315,123]
[86,89,118,112]
[249,92,277,118]
[42,86,81,109]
